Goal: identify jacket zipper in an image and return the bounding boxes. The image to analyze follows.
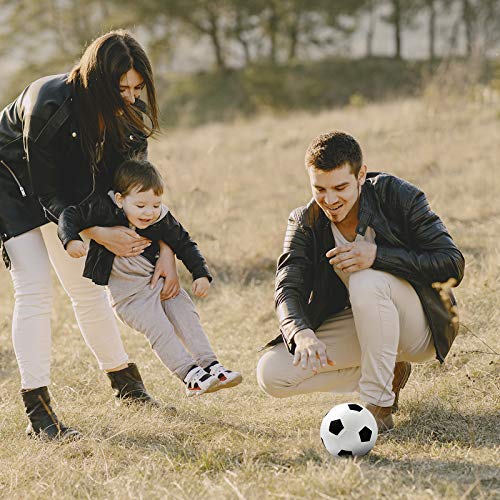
[0,160,26,197]
[79,171,96,205]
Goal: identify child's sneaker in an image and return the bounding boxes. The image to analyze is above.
[205,362,242,391]
[184,366,219,397]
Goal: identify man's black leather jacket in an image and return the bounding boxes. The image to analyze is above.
[58,193,212,286]
[269,173,465,363]
[0,73,147,246]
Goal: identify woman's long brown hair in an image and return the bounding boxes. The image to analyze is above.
[67,30,160,169]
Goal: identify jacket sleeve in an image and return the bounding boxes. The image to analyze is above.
[274,210,315,347]
[23,113,69,222]
[372,185,465,286]
[57,195,103,249]
[160,212,212,282]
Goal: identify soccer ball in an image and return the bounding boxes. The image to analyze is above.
[320,403,378,458]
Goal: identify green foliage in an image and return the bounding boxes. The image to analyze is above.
[161,57,427,127]
[1,0,499,116]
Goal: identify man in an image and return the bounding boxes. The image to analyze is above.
[256,131,464,430]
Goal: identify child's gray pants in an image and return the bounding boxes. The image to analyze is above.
[108,255,217,380]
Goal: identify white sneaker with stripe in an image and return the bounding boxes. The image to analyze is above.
[183,366,219,397]
[205,362,242,391]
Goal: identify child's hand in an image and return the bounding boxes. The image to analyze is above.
[192,277,210,298]
[66,240,87,258]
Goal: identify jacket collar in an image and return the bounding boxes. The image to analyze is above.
[359,174,407,247]
[312,175,377,247]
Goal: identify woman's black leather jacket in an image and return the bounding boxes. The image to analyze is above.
[0,73,147,248]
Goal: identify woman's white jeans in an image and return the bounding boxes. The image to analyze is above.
[5,223,129,389]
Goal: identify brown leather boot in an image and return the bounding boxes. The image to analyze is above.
[392,361,412,413]
[366,403,394,432]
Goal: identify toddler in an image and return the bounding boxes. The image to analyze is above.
[58,159,242,396]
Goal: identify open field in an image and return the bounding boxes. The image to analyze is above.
[0,94,499,499]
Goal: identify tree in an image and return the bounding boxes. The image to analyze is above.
[414,0,444,60]
[322,0,368,56]
[121,0,231,71]
[228,0,263,64]
[461,0,474,56]
[365,0,381,57]
[254,0,367,64]
[169,0,231,70]
[460,0,500,57]
[426,0,438,60]
[390,0,403,58]
[382,0,421,59]
[0,0,134,101]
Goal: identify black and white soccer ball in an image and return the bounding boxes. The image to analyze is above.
[320,403,378,458]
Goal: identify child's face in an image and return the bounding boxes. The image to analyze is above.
[115,188,162,229]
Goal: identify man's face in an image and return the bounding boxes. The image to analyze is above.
[308,163,367,224]
[115,188,162,229]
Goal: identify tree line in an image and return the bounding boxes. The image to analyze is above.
[0,0,498,83]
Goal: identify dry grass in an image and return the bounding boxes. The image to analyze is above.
[0,95,499,499]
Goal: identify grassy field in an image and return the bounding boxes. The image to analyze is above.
[0,92,499,499]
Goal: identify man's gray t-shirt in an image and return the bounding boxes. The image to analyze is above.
[330,223,376,288]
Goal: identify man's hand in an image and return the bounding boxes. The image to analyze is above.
[293,329,335,373]
[82,226,151,257]
[66,240,87,258]
[192,277,210,298]
[151,241,180,300]
[326,241,377,274]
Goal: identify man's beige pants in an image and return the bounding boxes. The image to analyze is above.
[257,269,436,407]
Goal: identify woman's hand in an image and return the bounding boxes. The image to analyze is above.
[82,226,151,257]
[66,240,88,259]
[293,329,335,373]
[192,277,210,298]
[151,241,180,300]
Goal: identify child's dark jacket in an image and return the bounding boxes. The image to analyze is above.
[58,193,212,286]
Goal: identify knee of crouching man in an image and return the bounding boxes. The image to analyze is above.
[348,269,391,307]
[256,353,289,398]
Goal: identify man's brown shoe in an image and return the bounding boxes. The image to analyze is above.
[366,403,394,432]
[392,361,411,413]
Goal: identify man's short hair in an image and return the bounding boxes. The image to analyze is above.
[114,159,164,196]
[305,131,363,175]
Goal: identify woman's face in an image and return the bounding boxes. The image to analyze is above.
[119,68,145,105]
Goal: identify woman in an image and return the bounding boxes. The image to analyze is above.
[0,30,179,439]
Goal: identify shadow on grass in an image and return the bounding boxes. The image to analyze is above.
[103,433,278,473]
[100,408,325,473]
[392,400,500,448]
[367,455,500,496]
[106,430,325,473]
[84,397,498,482]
